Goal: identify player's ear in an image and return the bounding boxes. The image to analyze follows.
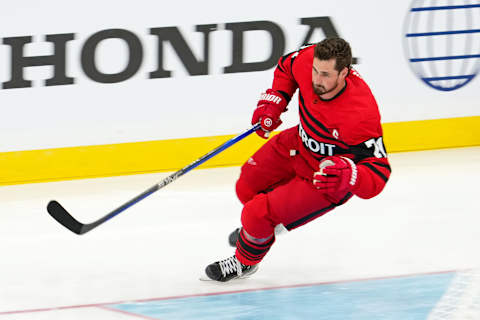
[339,67,348,78]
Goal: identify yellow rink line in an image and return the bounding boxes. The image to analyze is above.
[1,116,479,186]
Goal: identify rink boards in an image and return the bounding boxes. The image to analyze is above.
[1,116,479,185]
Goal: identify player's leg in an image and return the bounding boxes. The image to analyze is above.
[229,127,298,248]
[235,126,298,205]
[231,177,352,276]
[268,177,353,231]
[205,128,298,281]
[235,176,351,261]
[206,178,352,281]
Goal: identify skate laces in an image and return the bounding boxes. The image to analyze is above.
[219,256,243,278]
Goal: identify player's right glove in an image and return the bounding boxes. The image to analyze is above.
[313,156,358,194]
[251,89,287,138]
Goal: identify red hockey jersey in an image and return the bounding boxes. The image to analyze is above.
[271,44,391,199]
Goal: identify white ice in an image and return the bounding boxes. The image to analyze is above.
[1,147,480,319]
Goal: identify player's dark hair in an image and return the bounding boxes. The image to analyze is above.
[314,38,352,72]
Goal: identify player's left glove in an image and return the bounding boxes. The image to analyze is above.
[313,156,358,193]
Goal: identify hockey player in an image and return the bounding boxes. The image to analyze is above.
[205,37,391,282]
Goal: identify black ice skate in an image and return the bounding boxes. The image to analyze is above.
[228,227,240,247]
[204,255,258,282]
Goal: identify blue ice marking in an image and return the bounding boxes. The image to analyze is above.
[109,272,455,320]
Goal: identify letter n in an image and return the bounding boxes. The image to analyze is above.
[149,24,217,78]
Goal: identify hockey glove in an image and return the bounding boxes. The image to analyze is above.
[251,89,287,138]
[313,156,358,194]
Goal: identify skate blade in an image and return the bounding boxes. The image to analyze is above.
[198,274,254,282]
[199,265,259,282]
[199,275,215,281]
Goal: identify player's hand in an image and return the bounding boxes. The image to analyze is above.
[251,89,287,138]
[313,156,358,193]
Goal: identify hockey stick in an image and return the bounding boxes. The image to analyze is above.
[47,123,262,235]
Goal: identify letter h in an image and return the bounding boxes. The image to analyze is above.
[2,33,75,89]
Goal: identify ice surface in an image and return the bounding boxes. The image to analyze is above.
[1,147,479,319]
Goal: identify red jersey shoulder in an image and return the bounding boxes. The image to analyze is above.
[336,70,383,144]
[293,44,315,60]
[345,69,380,119]
[290,45,314,75]
[273,44,315,96]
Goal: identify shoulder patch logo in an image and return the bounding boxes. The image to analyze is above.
[332,129,339,139]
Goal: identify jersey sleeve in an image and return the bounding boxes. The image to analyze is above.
[271,51,300,102]
[348,119,392,199]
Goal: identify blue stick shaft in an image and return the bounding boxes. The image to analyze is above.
[83,123,261,231]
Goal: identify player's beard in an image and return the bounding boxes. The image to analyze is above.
[313,80,338,96]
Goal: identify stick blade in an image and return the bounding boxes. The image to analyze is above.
[47,200,85,235]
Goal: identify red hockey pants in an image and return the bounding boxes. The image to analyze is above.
[235,126,352,265]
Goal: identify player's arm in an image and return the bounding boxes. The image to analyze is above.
[251,49,306,138]
[271,50,301,101]
[349,138,391,199]
[313,123,391,199]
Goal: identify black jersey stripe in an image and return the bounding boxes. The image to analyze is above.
[361,163,389,183]
[298,98,349,148]
[350,145,376,161]
[277,90,291,103]
[281,52,294,63]
[280,51,296,69]
[299,93,334,136]
[298,107,347,149]
[298,95,330,137]
[290,55,297,70]
[277,50,297,74]
[372,161,391,172]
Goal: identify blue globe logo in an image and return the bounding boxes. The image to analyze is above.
[403,1,480,91]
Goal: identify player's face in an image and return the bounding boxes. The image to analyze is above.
[312,58,347,98]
